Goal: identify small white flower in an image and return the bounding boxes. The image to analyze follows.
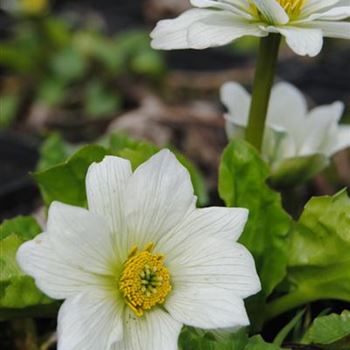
[17,150,260,350]
[150,0,350,56]
[221,81,350,167]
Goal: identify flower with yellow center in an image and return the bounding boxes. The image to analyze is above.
[17,150,261,350]
[119,244,172,316]
[151,0,350,56]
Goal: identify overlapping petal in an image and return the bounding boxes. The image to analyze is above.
[57,290,124,350]
[156,207,249,259]
[114,309,182,350]
[86,156,132,261]
[165,238,260,328]
[16,233,104,299]
[47,202,117,275]
[125,149,196,249]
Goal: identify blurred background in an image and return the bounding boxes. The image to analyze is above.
[0,0,349,221]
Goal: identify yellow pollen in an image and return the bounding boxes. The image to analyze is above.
[119,243,171,317]
[250,0,305,20]
[277,0,305,17]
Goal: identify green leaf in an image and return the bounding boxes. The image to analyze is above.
[178,327,249,350]
[178,329,286,350]
[34,144,109,207]
[131,50,165,77]
[302,310,350,349]
[74,31,125,74]
[273,309,305,346]
[37,133,72,171]
[0,94,20,128]
[50,47,87,82]
[0,216,41,240]
[219,140,291,296]
[36,78,66,106]
[286,189,350,303]
[244,336,284,350]
[84,80,121,118]
[0,217,55,319]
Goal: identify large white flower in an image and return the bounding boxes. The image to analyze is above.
[221,81,350,169]
[150,0,350,56]
[17,150,260,350]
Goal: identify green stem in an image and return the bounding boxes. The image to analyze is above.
[245,34,281,151]
[265,290,313,321]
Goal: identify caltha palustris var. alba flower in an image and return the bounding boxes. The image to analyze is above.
[151,0,350,56]
[17,150,261,350]
[221,81,350,168]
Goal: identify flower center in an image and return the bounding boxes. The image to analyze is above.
[250,0,305,20]
[119,243,172,317]
[277,0,305,17]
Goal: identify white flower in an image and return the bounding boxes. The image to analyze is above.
[17,150,261,350]
[221,81,350,167]
[150,0,350,56]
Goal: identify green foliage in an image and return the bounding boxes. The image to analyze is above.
[179,328,285,350]
[1,17,166,126]
[0,216,41,240]
[273,309,305,346]
[244,336,285,350]
[286,189,350,303]
[37,133,72,171]
[302,310,350,349]
[0,217,54,319]
[50,46,87,82]
[219,140,291,296]
[34,144,109,207]
[0,94,20,128]
[84,80,121,118]
[35,133,208,208]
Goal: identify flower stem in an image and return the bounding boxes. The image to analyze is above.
[245,34,281,151]
[265,290,313,321]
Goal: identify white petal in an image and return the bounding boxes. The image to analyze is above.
[332,125,350,155]
[166,286,250,329]
[309,20,350,39]
[114,309,182,350]
[17,233,102,299]
[225,115,247,140]
[299,102,344,156]
[47,202,117,275]
[187,12,266,49]
[167,238,261,300]
[125,149,196,249]
[190,0,253,19]
[57,291,124,350]
[269,26,323,57]
[220,82,250,127]
[157,207,249,261]
[300,0,341,17]
[251,0,289,24]
[262,125,296,164]
[300,6,350,21]
[150,9,213,50]
[267,82,307,141]
[86,156,132,261]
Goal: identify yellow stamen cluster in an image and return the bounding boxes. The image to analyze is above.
[250,0,305,20]
[277,0,305,17]
[119,243,171,317]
